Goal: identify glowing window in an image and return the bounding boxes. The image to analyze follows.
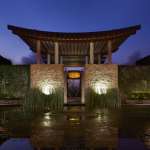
[68,72,80,79]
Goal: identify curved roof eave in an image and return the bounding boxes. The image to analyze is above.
[8,24,141,41]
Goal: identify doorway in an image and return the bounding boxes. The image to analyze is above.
[67,71,81,105]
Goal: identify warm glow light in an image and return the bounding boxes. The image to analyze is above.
[41,84,54,95]
[69,117,80,121]
[94,82,108,94]
[68,72,80,79]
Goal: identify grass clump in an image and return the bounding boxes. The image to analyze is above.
[86,88,120,109]
[23,88,64,113]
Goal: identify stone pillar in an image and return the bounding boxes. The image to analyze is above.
[64,71,67,104]
[89,42,94,64]
[81,71,85,104]
[36,40,41,64]
[85,56,89,64]
[55,42,59,64]
[47,54,51,64]
[98,54,101,64]
[108,40,112,64]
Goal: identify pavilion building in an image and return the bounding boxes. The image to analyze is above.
[8,25,140,105]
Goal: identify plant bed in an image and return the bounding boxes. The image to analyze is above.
[0,92,23,100]
[0,99,22,106]
[128,91,150,100]
[133,100,143,104]
[0,97,21,100]
[125,99,150,106]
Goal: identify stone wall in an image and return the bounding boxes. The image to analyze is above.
[84,64,118,95]
[30,64,64,95]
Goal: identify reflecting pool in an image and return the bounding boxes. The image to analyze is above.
[0,106,150,149]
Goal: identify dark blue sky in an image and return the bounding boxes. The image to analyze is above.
[0,0,150,64]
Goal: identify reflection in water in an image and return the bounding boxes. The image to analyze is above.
[69,117,80,121]
[42,120,51,127]
[144,125,150,149]
[44,112,51,120]
[30,107,118,149]
[0,106,150,149]
[95,109,109,122]
[42,112,52,127]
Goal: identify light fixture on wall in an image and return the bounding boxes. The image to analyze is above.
[94,82,108,94]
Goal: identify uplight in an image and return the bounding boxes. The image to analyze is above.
[41,84,54,95]
[94,82,108,94]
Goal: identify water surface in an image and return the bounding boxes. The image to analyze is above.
[0,106,150,149]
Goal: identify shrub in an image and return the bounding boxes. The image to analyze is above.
[128,91,150,100]
[0,65,30,98]
[119,66,150,97]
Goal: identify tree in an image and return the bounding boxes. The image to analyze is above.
[0,55,12,65]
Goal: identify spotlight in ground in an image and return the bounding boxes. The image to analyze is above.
[41,83,54,95]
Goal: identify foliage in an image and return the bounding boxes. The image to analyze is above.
[128,91,150,100]
[0,92,20,100]
[23,88,64,113]
[0,55,11,64]
[118,66,150,100]
[0,65,30,98]
[86,88,120,109]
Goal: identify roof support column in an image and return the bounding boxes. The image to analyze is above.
[47,54,51,64]
[60,56,63,64]
[81,71,85,104]
[89,42,94,64]
[64,71,67,104]
[85,56,89,64]
[98,54,101,64]
[107,40,112,64]
[36,40,41,64]
[54,42,59,64]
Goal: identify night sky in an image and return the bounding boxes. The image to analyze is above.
[0,0,150,64]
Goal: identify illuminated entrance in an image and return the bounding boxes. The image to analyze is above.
[64,67,84,105]
[67,71,81,104]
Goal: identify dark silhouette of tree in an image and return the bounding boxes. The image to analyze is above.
[0,55,12,65]
[136,55,150,65]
